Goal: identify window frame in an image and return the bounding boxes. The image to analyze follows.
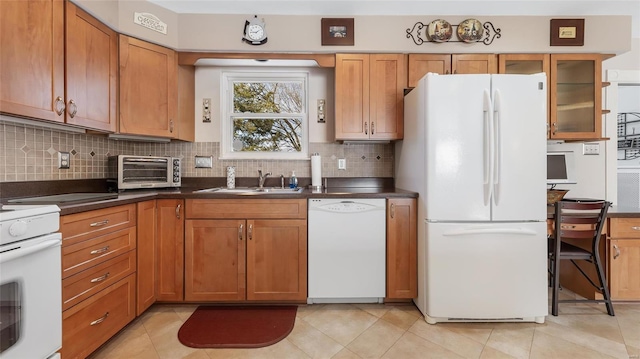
[220,71,309,160]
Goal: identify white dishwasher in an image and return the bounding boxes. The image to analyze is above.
[307,198,386,304]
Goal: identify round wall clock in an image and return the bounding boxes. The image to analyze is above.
[242,15,268,45]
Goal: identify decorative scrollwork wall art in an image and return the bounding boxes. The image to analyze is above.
[406,19,501,45]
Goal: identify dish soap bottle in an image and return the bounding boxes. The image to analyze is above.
[289,171,298,189]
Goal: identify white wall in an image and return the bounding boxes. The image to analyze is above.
[194,66,335,143]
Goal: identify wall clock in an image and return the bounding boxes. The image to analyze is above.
[242,15,268,45]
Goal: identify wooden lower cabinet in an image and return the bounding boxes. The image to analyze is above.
[184,199,307,302]
[156,199,185,301]
[136,200,156,314]
[386,198,417,299]
[609,239,640,300]
[61,275,136,359]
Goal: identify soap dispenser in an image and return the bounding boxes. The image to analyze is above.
[289,171,298,189]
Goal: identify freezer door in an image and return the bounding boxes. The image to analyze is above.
[424,74,493,222]
[425,222,548,320]
[490,74,547,221]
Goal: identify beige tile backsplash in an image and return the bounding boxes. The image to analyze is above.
[0,121,394,182]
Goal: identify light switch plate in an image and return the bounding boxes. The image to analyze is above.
[58,151,70,169]
[195,155,213,168]
[583,142,600,155]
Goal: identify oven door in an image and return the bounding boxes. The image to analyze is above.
[0,233,62,359]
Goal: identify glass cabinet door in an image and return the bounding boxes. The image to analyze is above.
[550,54,602,139]
[498,54,550,75]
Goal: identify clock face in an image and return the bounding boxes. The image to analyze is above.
[247,24,265,40]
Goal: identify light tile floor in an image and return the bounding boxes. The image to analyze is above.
[90,289,640,359]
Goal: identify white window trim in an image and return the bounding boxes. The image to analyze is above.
[220,71,309,160]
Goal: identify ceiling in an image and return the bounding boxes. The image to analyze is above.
[146,0,640,35]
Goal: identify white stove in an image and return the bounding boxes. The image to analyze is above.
[0,204,62,359]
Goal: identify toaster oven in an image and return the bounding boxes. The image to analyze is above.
[107,155,181,190]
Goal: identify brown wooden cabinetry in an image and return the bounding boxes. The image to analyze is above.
[386,198,417,300]
[136,200,156,314]
[500,53,604,141]
[60,204,137,359]
[608,218,640,300]
[119,35,178,138]
[185,199,307,302]
[156,199,185,301]
[0,0,117,131]
[335,53,406,141]
[408,54,497,87]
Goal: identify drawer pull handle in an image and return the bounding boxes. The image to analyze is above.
[90,220,109,227]
[54,96,65,116]
[248,224,253,240]
[90,272,110,283]
[176,204,181,219]
[631,226,640,231]
[68,99,78,118]
[90,246,110,255]
[390,203,395,218]
[613,244,620,259]
[560,225,576,229]
[239,224,243,241]
[90,312,109,326]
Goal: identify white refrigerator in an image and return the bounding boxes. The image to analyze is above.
[395,73,548,324]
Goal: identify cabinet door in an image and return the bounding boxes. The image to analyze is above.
[0,0,65,122]
[609,239,640,300]
[156,199,184,301]
[185,219,246,301]
[452,54,497,74]
[386,198,417,299]
[335,54,370,140]
[119,35,177,138]
[550,54,602,140]
[136,200,156,315]
[369,54,406,140]
[408,54,451,87]
[498,54,550,75]
[65,2,117,132]
[246,219,307,301]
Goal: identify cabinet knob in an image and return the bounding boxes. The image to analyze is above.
[371,122,375,135]
[239,224,243,241]
[54,96,65,116]
[170,120,174,133]
[613,244,620,259]
[68,99,78,118]
[364,122,368,135]
[390,203,395,218]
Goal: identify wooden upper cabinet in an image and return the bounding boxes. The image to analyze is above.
[0,0,65,122]
[119,35,178,138]
[549,54,603,140]
[408,54,497,87]
[65,2,117,132]
[498,54,550,75]
[452,54,498,74]
[335,53,405,141]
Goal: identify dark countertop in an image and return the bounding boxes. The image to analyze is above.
[1,178,418,216]
[547,204,640,219]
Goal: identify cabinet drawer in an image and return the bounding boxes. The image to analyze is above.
[61,204,136,247]
[186,199,307,219]
[62,274,136,359]
[609,218,640,238]
[62,250,136,311]
[62,227,136,279]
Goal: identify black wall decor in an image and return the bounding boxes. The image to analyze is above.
[406,20,501,45]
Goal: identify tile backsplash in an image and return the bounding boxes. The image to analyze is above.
[0,121,394,182]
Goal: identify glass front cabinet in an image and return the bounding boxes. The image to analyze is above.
[499,53,604,140]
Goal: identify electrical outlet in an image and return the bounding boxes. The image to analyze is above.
[338,158,346,170]
[195,155,213,168]
[583,143,600,155]
[202,98,211,123]
[58,151,70,169]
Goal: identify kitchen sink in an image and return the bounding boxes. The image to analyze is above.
[194,187,303,194]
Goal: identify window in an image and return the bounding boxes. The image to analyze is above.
[221,72,309,159]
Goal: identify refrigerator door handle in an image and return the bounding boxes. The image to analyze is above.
[492,89,502,206]
[483,89,493,207]
[443,227,538,236]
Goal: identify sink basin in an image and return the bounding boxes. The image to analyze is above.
[194,187,303,194]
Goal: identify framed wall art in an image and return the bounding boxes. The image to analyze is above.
[321,18,354,46]
[550,19,584,46]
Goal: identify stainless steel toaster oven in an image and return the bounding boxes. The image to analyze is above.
[107,155,181,190]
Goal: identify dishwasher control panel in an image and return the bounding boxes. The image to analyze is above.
[309,199,384,213]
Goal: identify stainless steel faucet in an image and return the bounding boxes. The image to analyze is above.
[280,174,285,189]
[257,169,271,189]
